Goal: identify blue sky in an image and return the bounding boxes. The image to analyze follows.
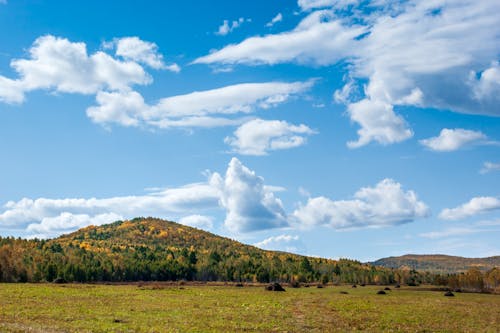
[0,0,499,261]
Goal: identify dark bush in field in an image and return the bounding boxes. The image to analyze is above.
[289,281,300,288]
[444,291,455,297]
[377,290,386,295]
[340,291,349,294]
[395,284,401,288]
[235,283,244,287]
[352,284,357,288]
[265,282,285,291]
[384,287,391,291]
[316,284,323,288]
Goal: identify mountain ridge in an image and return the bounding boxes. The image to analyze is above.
[371,254,500,273]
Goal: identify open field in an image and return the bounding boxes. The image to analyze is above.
[1,283,499,332]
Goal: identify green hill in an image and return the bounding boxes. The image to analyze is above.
[0,217,395,284]
[371,254,500,273]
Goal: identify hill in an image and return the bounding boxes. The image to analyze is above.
[0,217,396,284]
[371,254,500,273]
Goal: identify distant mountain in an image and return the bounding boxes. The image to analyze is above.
[0,217,397,284]
[371,254,500,273]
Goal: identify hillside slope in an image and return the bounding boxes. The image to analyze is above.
[371,254,500,273]
[0,217,394,284]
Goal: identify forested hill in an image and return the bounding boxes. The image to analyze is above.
[371,254,500,273]
[0,217,399,284]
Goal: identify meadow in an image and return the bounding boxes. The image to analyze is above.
[1,283,499,332]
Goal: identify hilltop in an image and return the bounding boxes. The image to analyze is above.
[371,254,500,273]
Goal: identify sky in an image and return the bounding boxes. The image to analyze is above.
[0,0,499,261]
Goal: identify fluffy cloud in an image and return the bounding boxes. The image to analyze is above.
[225,118,316,155]
[292,178,429,229]
[178,215,214,230]
[347,99,413,148]
[254,234,301,252]
[195,1,500,146]
[439,196,500,220]
[212,158,288,233]
[480,162,500,174]
[114,36,180,72]
[27,212,123,239]
[216,18,250,36]
[86,81,313,128]
[0,158,290,237]
[0,35,151,103]
[266,13,283,27]
[419,128,487,152]
[0,183,219,229]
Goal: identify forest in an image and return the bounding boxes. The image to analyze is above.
[0,217,499,293]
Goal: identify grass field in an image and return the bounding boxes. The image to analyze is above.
[1,283,499,332]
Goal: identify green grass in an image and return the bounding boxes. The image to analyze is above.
[1,284,499,332]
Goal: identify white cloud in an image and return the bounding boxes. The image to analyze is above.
[347,99,413,148]
[216,18,250,36]
[114,36,180,72]
[0,35,181,107]
[470,62,500,101]
[0,158,291,237]
[439,196,500,220]
[254,234,301,252]
[2,35,150,100]
[298,0,358,11]
[419,128,487,152]
[178,215,214,230]
[26,212,123,239]
[86,81,313,128]
[195,10,365,66]
[195,1,500,145]
[480,162,500,174]
[225,118,316,155]
[266,13,283,27]
[212,158,288,233]
[293,178,429,229]
[0,183,219,229]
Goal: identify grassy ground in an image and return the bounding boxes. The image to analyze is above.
[0,283,499,332]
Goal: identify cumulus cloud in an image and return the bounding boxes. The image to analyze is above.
[195,0,500,146]
[419,128,487,152]
[0,158,291,237]
[216,18,250,36]
[114,36,180,72]
[86,80,313,128]
[480,162,500,174]
[0,35,182,105]
[439,196,500,220]
[0,183,219,230]
[292,178,429,229]
[224,118,316,155]
[0,35,151,104]
[254,234,301,252]
[266,13,283,27]
[212,158,288,233]
[178,215,214,230]
[347,99,413,148]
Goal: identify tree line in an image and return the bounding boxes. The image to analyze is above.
[0,218,498,293]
